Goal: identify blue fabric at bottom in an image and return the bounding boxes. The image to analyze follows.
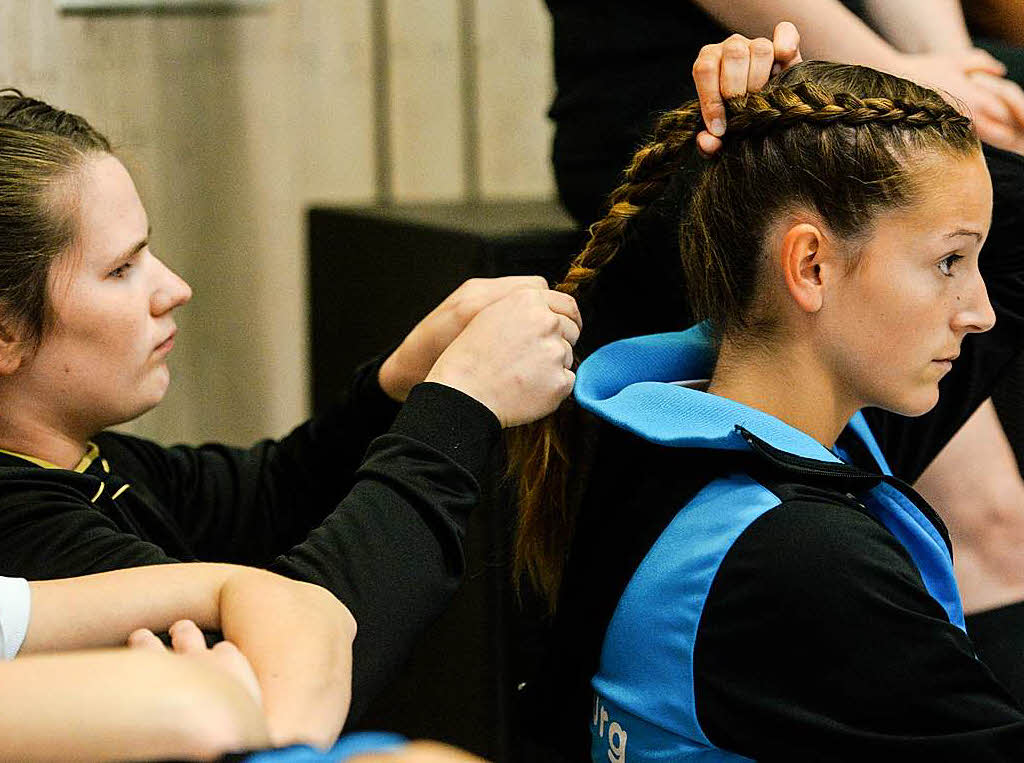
[244,732,407,762]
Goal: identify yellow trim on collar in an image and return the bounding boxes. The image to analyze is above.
[0,442,101,473]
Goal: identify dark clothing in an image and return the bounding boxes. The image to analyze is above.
[571,325,1024,759]
[519,145,1024,760]
[0,359,501,720]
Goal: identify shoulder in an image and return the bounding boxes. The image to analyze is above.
[605,490,930,667]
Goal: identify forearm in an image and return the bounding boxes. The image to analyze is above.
[862,0,972,53]
[0,649,268,761]
[23,563,231,653]
[219,571,355,748]
[26,563,355,749]
[691,0,901,71]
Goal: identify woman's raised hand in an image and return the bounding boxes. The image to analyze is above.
[424,283,581,428]
[692,21,803,156]
[894,49,1024,155]
[379,276,569,403]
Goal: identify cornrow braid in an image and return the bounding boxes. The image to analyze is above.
[508,61,978,609]
[727,82,972,133]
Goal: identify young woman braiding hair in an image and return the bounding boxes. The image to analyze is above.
[510,55,1024,760]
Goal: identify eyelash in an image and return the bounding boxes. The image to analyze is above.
[109,261,133,279]
[938,254,963,278]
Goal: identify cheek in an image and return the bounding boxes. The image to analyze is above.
[54,296,149,373]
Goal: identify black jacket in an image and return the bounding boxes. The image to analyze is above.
[0,359,500,720]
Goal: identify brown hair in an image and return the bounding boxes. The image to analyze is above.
[509,61,979,608]
[0,89,111,351]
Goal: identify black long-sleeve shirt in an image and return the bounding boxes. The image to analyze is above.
[0,359,500,720]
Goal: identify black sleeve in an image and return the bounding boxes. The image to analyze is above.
[268,381,501,719]
[864,145,1024,483]
[694,499,1024,760]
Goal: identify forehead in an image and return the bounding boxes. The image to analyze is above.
[882,150,992,239]
[71,154,147,264]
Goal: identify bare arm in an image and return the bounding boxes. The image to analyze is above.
[0,648,268,761]
[690,0,1024,153]
[862,0,972,53]
[23,563,355,749]
[691,0,903,70]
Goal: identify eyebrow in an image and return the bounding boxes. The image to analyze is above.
[112,226,152,264]
[944,229,983,242]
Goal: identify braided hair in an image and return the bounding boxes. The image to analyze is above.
[508,61,978,608]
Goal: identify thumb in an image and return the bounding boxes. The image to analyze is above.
[772,21,803,74]
[957,47,1007,76]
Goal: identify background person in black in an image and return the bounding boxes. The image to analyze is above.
[544,0,1024,628]
[0,92,581,725]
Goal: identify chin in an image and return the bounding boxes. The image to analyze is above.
[885,388,941,418]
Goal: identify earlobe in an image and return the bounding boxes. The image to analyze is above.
[780,223,825,313]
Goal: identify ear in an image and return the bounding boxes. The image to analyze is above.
[779,222,827,314]
[0,322,27,375]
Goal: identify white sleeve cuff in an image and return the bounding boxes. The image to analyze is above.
[0,576,30,660]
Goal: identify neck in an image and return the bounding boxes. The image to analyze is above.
[0,383,92,470]
[706,335,859,449]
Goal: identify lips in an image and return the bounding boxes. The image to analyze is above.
[154,328,177,354]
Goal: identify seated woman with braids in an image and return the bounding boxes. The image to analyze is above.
[511,54,1024,761]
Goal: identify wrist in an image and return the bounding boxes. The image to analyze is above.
[424,368,503,427]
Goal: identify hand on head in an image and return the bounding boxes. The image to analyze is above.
[381,276,581,428]
[888,47,1024,154]
[692,21,803,156]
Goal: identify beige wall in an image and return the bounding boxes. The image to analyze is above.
[0,0,554,445]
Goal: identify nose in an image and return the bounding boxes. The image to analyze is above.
[952,271,996,336]
[150,255,192,316]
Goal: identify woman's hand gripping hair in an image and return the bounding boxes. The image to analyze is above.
[378,276,580,409]
[424,279,582,428]
[692,21,804,156]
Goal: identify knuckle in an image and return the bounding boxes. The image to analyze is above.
[751,38,774,57]
[693,55,717,77]
[723,38,749,57]
[456,277,480,295]
[451,298,474,322]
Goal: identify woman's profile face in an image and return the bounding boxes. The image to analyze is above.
[818,149,995,418]
[18,154,192,437]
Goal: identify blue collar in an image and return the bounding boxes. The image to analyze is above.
[575,323,886,470]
